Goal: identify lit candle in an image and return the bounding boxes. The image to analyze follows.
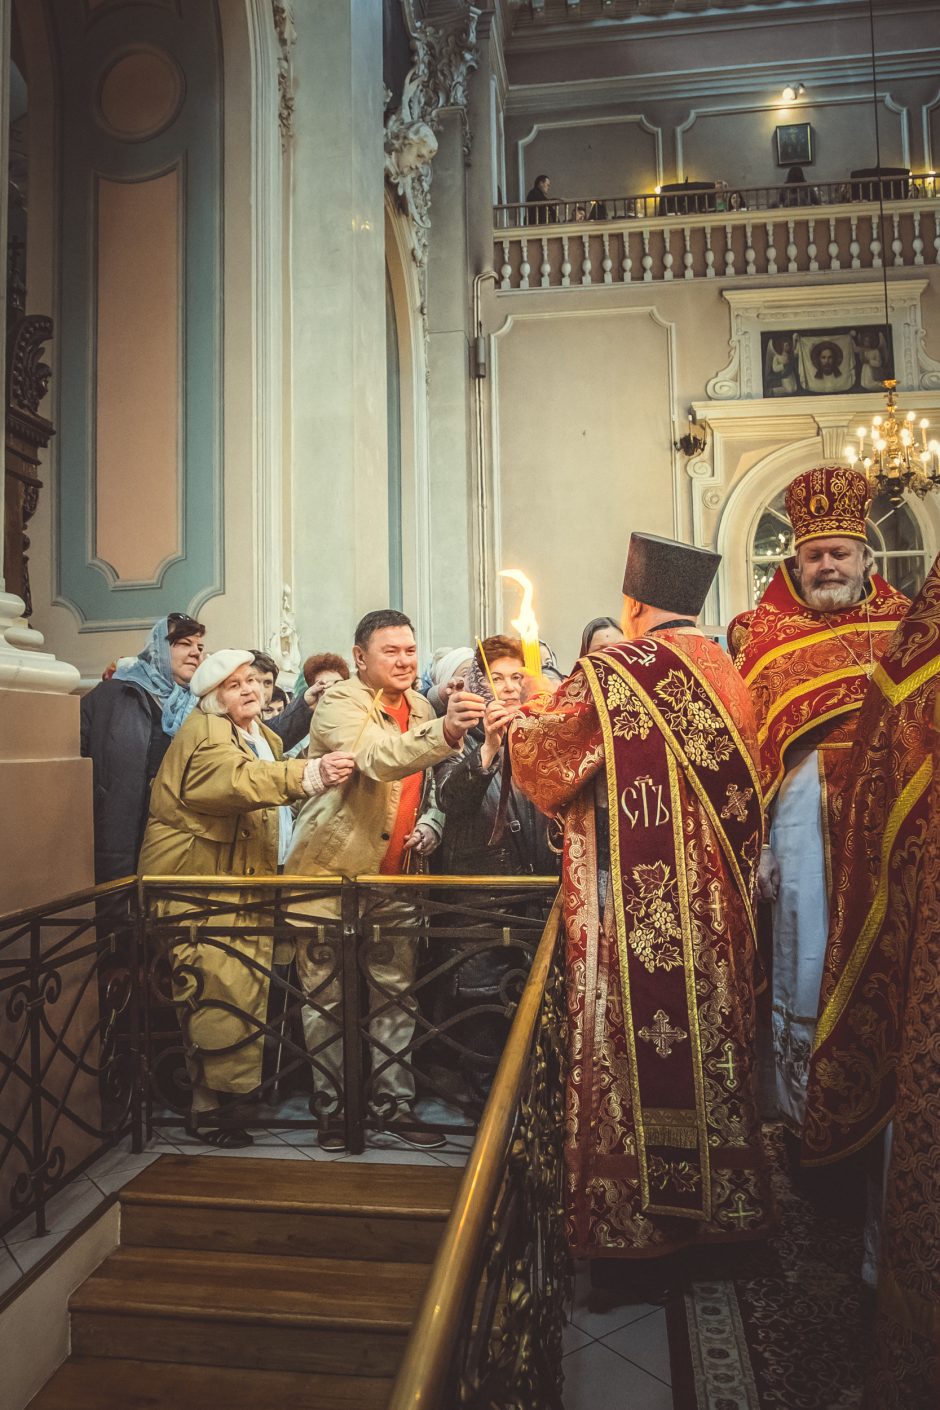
[920,418,929,449]
[499,569,542,679]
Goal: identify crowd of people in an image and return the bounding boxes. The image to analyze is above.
[78,466,939,1404]
[80,605,604,1151]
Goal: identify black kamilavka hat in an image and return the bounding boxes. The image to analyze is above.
[622,533,721,616]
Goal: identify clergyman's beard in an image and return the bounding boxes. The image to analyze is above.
[800,576,865,612]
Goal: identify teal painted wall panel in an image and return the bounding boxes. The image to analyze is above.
[51,0,223,629]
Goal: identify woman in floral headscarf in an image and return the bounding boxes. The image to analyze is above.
[80,613,206,882]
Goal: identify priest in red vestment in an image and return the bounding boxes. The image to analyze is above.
[509,533,772,1272]
[800,553,940,1405]
[728,466,909,1132]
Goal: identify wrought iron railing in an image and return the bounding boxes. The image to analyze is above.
[140,873,556,1152]
[0,879,140,1239]
[388,895,570,1410]
[1,874,558,1237]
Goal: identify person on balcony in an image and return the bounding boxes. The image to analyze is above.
[433,636,556,1104]
[509,533,773,1299]
[285,610,486,1152]
[781,165,820,206]
[139,648,355,1147]
[81,612,206,883]
[525,173,557,225]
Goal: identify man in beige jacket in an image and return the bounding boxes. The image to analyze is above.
[286,609,485,1149]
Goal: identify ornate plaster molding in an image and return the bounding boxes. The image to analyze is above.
[706,280,940,401]
[271,2,296,147]
[384,1,481,270]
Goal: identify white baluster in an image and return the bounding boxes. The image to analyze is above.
[912,211,924,266]
[704,226,715,278]
[892,212,903,266]
[642,227,653,282]
[602,231,613,285]
[519,238,531,290]
[850,216,861,270]
[662,227,674,280]
[683,226,694,279]
[745,222,756,275]
[807,220,818,273]
[787,219,797,274]
[580,233,592,285]
[561,235,571,288]
[724,223,736,276]
[540,236,551,288]
[621,229,633,282]
[765,221,778,276]
[827,217,840,271]
[871,215,882,269]
[500,239,512,290]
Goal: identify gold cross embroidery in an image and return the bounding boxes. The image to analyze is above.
[721,783,754,823]
[639,1009,688,1059]
[708,881,726,931]
[715,1040,737,1089]
[727,1192,760,1229]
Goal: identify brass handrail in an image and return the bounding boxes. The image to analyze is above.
[387,889,563,1410]
[139,873,558,888]
[0,876,136,930]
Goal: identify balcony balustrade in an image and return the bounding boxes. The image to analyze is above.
[494,177,940,289]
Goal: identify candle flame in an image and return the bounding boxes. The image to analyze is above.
[499,568,541,676]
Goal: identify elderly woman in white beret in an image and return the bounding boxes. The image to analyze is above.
[140,648,354,1146]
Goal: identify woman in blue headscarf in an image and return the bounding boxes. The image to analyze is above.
[80,613,206,882]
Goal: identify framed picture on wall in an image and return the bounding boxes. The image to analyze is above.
[775,122,813,167]
[760,324,894,397]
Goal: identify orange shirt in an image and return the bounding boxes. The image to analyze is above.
[379,695,423,875]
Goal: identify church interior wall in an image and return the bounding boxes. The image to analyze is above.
[484,262,940,662]
[503,3,939,200]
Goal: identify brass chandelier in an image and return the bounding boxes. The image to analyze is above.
[844,0,938,505]
[847,383,940,504]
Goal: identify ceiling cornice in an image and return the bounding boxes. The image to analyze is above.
[505,0,939,54]
[504,47,940,114]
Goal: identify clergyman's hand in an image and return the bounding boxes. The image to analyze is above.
[757,846,780,903]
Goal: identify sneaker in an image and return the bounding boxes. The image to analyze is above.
[384,1108,446,1150]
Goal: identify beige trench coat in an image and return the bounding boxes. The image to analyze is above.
[286,675,455,883]
[140,711,309,1098]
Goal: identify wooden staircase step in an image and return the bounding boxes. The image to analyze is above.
[69,1246,430,1377]
[29,1357,392,1410]
[119,1154,462,1263]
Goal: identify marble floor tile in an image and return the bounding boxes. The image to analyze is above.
[563,1320,594,1357]
[0,1242,22,1296]
[602,1307,672,1386]
[4,1177,103,1247]
[569,1277,664,1340]
[561,1339,674,1409]
[335,1146,448,1167]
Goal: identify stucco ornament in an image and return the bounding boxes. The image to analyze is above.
[269,584,302,679]
[384,1,480,269]
[271,2,296,147]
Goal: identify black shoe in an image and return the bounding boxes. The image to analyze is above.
[185,1114,254,1149]
[317,1116,347,1152]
